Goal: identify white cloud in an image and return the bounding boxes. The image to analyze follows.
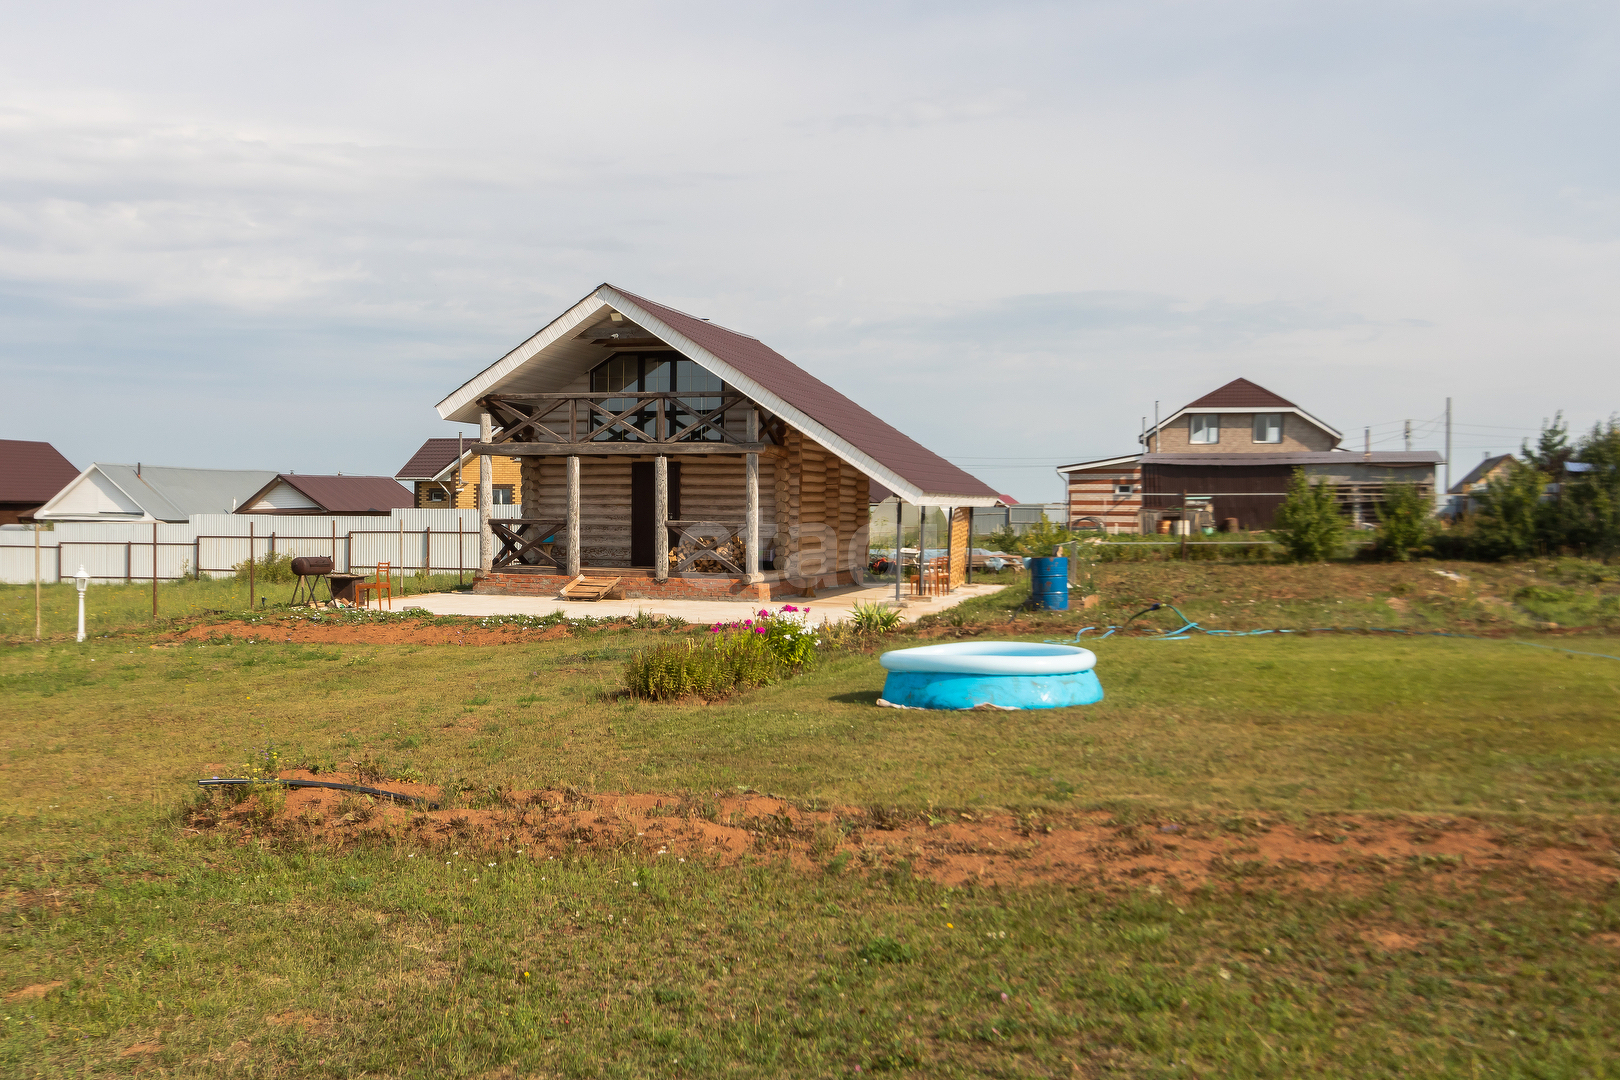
[0,1,1615,495]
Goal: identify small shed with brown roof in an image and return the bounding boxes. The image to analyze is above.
[235,474,414,516]
[0,440,80,524]
[435,283,1000,600]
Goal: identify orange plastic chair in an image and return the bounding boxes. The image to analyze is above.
[356,562,393,610]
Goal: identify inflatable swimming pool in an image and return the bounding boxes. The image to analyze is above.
[878,641,1104,710]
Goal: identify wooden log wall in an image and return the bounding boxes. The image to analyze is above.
[520,454,776,569]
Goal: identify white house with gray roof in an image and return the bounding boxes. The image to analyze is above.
[34,464,279,523]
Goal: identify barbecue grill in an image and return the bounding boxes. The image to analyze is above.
[288,556,363,607]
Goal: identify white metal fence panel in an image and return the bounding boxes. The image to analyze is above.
[0,508,501,584]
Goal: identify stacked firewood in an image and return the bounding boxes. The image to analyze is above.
[669,535,745,573]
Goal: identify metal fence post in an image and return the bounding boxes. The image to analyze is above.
[152,522,158,620]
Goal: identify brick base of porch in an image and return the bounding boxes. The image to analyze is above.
[470,568,863,602]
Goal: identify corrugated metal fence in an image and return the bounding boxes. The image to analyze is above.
[0,507,525,585]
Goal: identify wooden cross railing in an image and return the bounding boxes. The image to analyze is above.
[482,392,767,449]
[490,518,566,570]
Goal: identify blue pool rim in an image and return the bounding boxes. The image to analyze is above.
[878,641,1103,710]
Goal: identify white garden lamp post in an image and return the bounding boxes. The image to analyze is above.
[74,565,90,643]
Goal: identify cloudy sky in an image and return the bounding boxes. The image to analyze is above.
[3,1,1617,501]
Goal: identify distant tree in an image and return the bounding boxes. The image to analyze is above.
[1269,469,1345,562]
[1372,481,1433,561]
[1521,412,1574,474]
[1561,417,1620,557]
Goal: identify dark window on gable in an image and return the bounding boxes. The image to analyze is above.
[588,353,726,441]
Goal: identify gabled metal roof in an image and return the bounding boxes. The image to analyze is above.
[436,284,1002,507]
[36,464,279,522]
[0,440,79,504]
[239,474,415,514]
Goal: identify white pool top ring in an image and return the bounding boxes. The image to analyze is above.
[879,641,1097,677]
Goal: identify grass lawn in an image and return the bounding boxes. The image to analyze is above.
[5,560,1620,1076]
[0,573,475,643]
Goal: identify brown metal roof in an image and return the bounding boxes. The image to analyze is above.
[613,287,1000,502]
[396,438,464,480]
[275,475,415,513]
[1183,378,1298,411]
[0,439,80,504]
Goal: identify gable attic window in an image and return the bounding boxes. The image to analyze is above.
[1189,414,1220,444]
[1253,413,1283,443]
[589,353,725,441]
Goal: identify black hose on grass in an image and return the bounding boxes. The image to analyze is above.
[196,777,429,805]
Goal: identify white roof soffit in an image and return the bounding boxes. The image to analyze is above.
[435,290,613,423]
[1145,406,1343,443]
[36,464,148,520]
[1056,454,1142,473]
[439,285,998,508]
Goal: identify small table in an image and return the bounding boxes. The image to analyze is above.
[327,573,365,605]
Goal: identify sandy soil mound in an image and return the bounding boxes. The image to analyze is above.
[187,771,1620,893]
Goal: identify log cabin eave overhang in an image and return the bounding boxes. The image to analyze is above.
[436,284,1002,508]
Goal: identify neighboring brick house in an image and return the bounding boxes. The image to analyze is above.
[395,438,522,509]
[0,440,79,524]
[1057,378,1440,532]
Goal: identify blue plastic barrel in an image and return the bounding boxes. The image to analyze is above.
[1027,556,1069,610]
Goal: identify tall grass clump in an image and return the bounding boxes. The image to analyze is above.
[623,633,781,700]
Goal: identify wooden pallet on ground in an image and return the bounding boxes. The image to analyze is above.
[560,574,623,601]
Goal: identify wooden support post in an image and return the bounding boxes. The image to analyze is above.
[894,500,902,604]
[745,409,761,582]
[944,506,954,593]
[1179,490,1188,560]
[654,455,669,582]
[566,455,581,577]
[479,411,493,574]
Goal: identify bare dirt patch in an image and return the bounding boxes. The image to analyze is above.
[6,981,63,1002]
[188,771,1620,894]
[173,619,576,646]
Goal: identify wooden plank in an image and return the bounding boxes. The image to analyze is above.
[472,442,768,456]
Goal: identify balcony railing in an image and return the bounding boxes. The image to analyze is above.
[482,392,762,448]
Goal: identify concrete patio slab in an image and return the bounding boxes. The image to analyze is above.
[397,580,1007,626]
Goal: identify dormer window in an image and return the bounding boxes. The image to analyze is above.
[1252,413,1282,443]
[1189,414,1220,444]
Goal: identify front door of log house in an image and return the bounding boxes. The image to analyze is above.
[630,461,680,568]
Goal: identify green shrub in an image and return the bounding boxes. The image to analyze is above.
[1372,481,1434,561]
[233,551,294,584]
[1269,469,1346,562]
[849,600,903,633]
[1470,461,1553,560]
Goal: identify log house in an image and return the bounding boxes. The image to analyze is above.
[434,284,1001,600]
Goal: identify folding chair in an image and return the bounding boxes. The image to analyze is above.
[356,562,393,610]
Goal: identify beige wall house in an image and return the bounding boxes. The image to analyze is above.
[435,283,1000,601]
[1059,379,1439,533]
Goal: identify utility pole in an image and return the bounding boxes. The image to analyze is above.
[1153,401,1160,453]
[1364,427,1371,458]
[1404,419,1412,452]
[1444,397,1453,501]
